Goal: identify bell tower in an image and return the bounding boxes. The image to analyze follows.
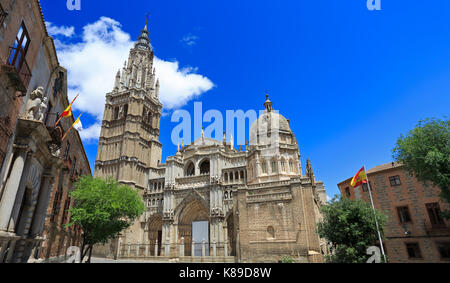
[95,18,162,190]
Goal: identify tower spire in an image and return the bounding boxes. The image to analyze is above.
[264,92,273,112]
[145,12,149,30]
[135,15,152,51]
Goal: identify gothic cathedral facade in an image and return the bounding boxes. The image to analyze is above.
[95,20,329,263]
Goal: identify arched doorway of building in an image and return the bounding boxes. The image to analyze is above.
[147,215,162,256]
[178,200,209,256]
[226,213,236,256]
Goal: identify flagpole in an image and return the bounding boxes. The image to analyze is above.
[364,165,388,263]
[61,125,74,141]
[55,94,79,127]
[61,113,83,141]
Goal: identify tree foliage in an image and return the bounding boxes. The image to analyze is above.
[393,118,450,206]
[317,196,387,263]
[67,176,145,262]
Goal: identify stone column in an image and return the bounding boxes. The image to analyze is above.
[28,174,53,236]
[201,239,206,257]
[224,240,228,257]
[218,220,224,246]
[127,242,131,257]
[164,237,170,256]
[145,240,149,257]
[0,240,9,261]
[179,237,184,257]
[155,240,159,257]
[191,240,195,257]
[0,148,29,232]
[223,224,228,257]
[136,243,140,257]
[212,241,217,257]
[5,240,17,263]
[218,189,223,209]
[255,158,261,178]
[116,237,122,258]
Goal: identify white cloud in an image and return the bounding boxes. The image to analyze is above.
[154,58,214,109]
[46,22,75,37]
[79,122,101,141]
[52,17,214,142]
[180,33,199,46]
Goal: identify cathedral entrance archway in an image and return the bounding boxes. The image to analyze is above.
[178,200,209,256]
[147,215,162,256]
[226,213,236,256]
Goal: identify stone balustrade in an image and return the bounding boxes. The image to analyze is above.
[117,239,233,261]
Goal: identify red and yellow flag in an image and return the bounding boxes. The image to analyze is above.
[351,166,368,188]
[61,94,79,118]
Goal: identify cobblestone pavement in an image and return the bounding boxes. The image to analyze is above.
[89,257,167,263]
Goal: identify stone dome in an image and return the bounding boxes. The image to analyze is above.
[249,95,291,145]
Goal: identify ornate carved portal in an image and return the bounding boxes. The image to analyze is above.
[147,215,162,256]
[177,200,209,256]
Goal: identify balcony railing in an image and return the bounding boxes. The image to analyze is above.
[44,112,65,152]
[4,47,32,91]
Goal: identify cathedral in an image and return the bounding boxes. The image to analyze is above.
[94,19,329,263]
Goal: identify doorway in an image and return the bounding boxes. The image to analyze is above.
[192,221,209,256]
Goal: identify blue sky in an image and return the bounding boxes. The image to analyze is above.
[40,0,450,199]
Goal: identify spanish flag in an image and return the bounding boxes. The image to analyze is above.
[61,94,79,118]
[350,166,368,188]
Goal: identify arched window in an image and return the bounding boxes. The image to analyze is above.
[123,104,128,117]
[281,159,286,172]
[113,107,119,120]
[224,173,228,183]
[185,162,195,176]
[261,161,267,174]
[235,171,239,180]
[230,172,234,182]
[240,171,244,180]
[267,226,275,239]
[289,160,294,172]
[271,160,277,173]
[200,159,210,175]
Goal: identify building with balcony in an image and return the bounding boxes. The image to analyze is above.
[338,162,450,262]
[0,0,48,181]
[0,0,91,263]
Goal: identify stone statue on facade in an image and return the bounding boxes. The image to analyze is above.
[24,86,46,121]
[306,159,315,186]
[37,96,48,122]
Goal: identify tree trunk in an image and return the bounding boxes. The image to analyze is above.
[80,239,86,263]
[87,245,93,263]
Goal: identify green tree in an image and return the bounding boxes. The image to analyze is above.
[67,176,145,263]
[317,196,387,263]
[393,118,450,215]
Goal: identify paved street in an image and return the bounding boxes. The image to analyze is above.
[89,257,172,263]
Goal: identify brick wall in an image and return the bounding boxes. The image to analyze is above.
[338,164,450,262]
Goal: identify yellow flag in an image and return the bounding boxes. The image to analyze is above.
[72,113,83,129]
